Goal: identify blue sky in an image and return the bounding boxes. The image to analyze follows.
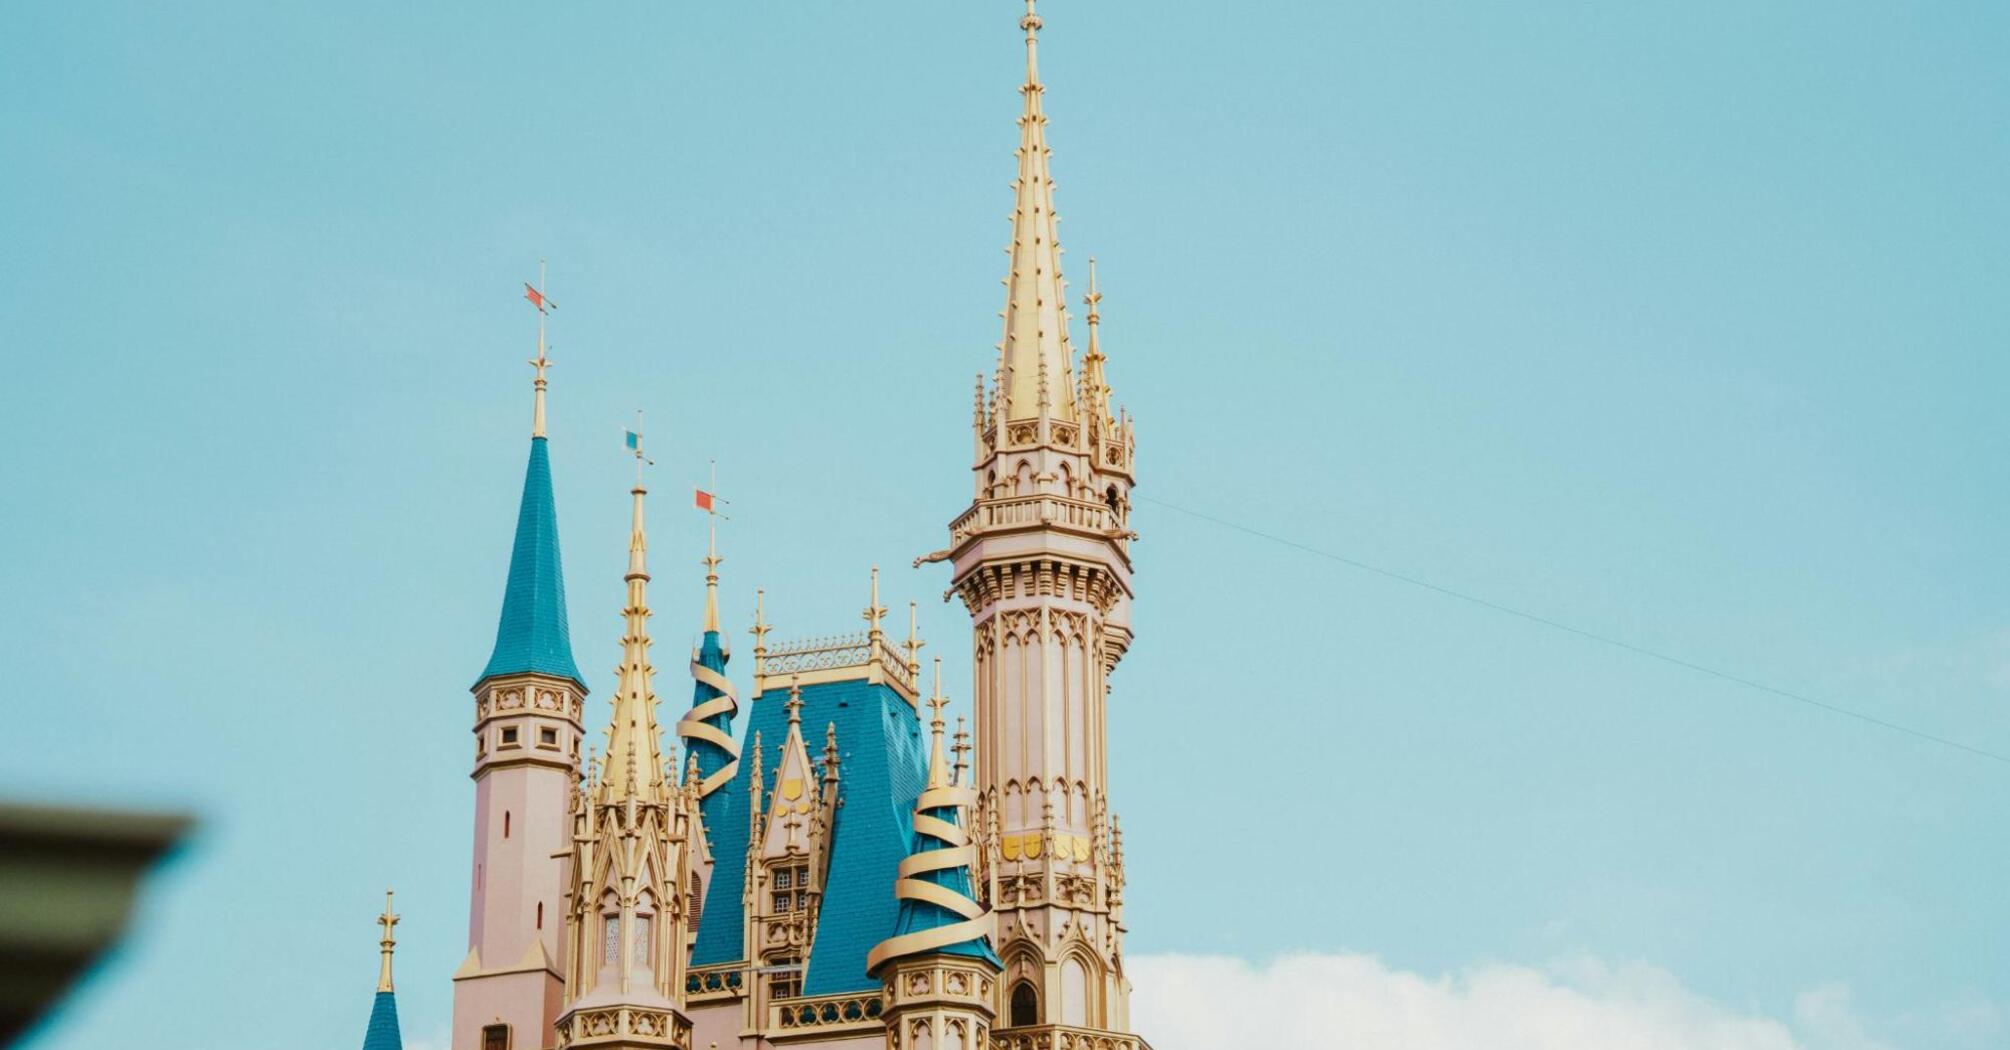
[3,2,2005,1048]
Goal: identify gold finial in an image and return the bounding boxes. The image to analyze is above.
[525,260,557,439]
[785,676,804,729]
[749,589,770,676]
[902,601,924,674]
[1021,0,1044,89]
[823,723,841,784]
[1085,257,1102,324]
[952,715,971,788]
[862,566,887,641]
[376,888,399,993]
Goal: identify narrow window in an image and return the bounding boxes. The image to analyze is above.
[503,811,510,839]
[539,726,558,747]
[603,915,621,967]
[535,902,543,930]
[481,1025,510,1050]
[632,915,652,968]
[688,873,703,931]
[1010,981,1039,1027]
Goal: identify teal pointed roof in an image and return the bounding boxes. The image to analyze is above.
[361,991,402,1050]
[476,437,585,690]
[885,798,999,967]
[687,629,735,830]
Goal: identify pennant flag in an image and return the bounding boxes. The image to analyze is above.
[524,282,552,313]
[694,489,715,512]
[625,431,641,451]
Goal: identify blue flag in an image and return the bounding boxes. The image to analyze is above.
[624,430,640,451]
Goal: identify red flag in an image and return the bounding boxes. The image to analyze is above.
[694,489,715,512]
[524,282,548,313]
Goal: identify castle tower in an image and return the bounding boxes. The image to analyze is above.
[360,891,405,1050]
[929,1,1141,1037]
[456,274,588,1050]
[869,663,1002,1050]
[554,443,698,1050]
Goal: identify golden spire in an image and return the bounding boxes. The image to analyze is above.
[786,677,805,731]
[603,423,665,799]
[998,0,1078,426]
[526,260,557,439]
[376,888,399,993]
[952,715,971,788]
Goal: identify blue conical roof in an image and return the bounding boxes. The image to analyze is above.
[887,799,1000,966]
[361,991,402,1050]
[476,437,585,689]
[687,628,735,828]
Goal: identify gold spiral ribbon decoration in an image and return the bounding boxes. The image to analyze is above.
[678,658,741,797]
[865,782,994,974]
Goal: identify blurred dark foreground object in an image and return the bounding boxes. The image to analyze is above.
[0,803,192,1046]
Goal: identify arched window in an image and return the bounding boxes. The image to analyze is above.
[632,914,653,968]
[1009,980,1039,1027]
[602,913,620,968]
[1104,485,1121,518]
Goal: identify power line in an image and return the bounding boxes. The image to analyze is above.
[1135,494,2010,768]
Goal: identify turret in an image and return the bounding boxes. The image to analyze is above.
[455,273,585,1050]
[924,3,1143,1039]
[869,662,1001,1050]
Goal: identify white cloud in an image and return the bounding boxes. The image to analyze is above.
[1131,952,1807,1050]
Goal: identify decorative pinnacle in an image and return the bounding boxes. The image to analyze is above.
[925,659,950,788]
[749,588,770,676]
[952,715,971,788]
[823,722,841,783]
[1021,0,1044,88]
[376,888,399,993]
[785,676,804,729]
[902,601,924,674]
[862,566,887,641]
[1085,257,1102,326]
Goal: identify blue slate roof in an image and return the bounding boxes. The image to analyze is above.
[688,629,736,834]
[886,798,1000,966]
[360,991,402,1050]
[691,675,928,995]
[475,437,585,690]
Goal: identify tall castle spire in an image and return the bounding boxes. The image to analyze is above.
[477,268,582,690]
[930,4,1143,1039]
[997,0,1077,424]
[602,428,665,800]
[455,277,586,1050]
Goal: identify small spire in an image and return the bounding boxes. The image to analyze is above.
[996,0,1078,425]
[862,566,888,642]
[749,588,770,677]
[952,716,971,788]
[924,659,950,789]
[785,676,804,730]
[376,888,399,993]
[823,722,841,786]
[902,601,924,675]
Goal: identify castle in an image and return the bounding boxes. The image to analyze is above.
[361,5,1146,1049]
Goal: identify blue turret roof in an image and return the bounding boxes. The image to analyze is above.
[886,799,1000,966]
[475,437,585,690]
[360,991,402,1050]
[688,629,736,831]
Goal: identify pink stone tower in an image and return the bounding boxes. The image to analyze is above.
[453,275,587,1050]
